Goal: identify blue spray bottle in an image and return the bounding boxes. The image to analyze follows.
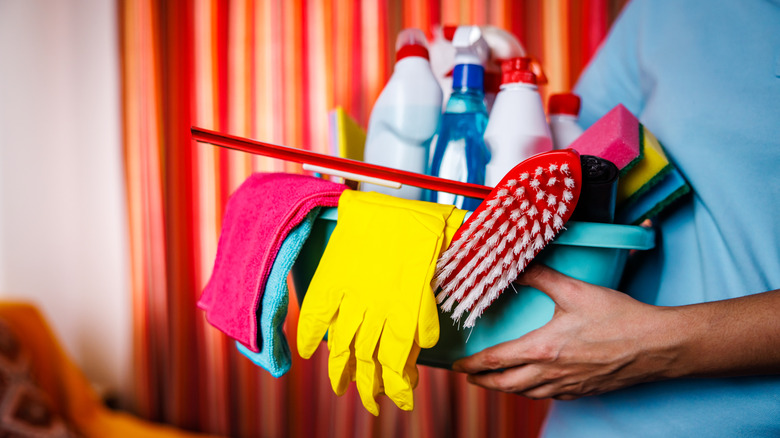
[428,25,490,210]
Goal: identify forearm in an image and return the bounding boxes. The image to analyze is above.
[662,289,780,379]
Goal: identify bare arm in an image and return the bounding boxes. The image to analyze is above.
[451,263,780,400]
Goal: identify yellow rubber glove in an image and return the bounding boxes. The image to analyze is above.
[297,190,465,415]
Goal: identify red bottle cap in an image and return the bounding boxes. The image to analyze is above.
[396,28,430,61]
[500,57,536,85]
[548,93,581,116]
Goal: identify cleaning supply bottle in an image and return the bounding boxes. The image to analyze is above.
[548,92,584,150]
[361,28,443,200]
[483,57,552,187]
[428,25,490,211]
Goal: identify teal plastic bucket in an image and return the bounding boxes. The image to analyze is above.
[291,207,655,368]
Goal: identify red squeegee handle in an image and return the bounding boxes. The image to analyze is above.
[191,126,492,200]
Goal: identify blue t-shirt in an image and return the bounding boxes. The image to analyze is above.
[542,1,780,436]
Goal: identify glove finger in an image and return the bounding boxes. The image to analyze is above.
[297,277,346,359]
[355,315,385,416]
[416,229,443,349]
[327,298,364,396]
[405,343,422,390]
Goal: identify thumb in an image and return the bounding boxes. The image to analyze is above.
[514,263,581,309]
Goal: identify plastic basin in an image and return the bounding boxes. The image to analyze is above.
[291,207,655,368]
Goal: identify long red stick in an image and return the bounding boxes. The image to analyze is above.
[191,126,492,199]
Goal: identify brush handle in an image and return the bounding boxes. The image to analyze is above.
[191,126,492,199]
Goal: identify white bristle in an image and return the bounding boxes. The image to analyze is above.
[531,220,541,235]
[502,196,514,207]
[547,194,557,206]
[477,208,491,221]
[506,225,518,241]
[487,198,500,208]
[542,209,552,223]
[553,214,564,229]
[520,231,531,248]
[564,177,575,188]
[453,279,488,320]
[436,289,449,304]
[510,209,522,220]
[524,247,536,261]
[506,179,517,187]
[491,207,506,219]
[545,224,555,240]
[496,237,508,254]
[528,206,538,217]
[514,186,525,196]
[520,172,529,180]
[441,292,459,312]
[520,200,530,210]
[560,163,570,174]
[518,216,528,228]
[498,220,510,235]
[536,190,546,202]
[482,217,497,229]
[547,177,557,186]
[530,178,540,188]
[535,166,544,176]
[502,247,516,267]
[563,190,573,202]
[473,227,488,241]
[556,202,568,216]
[549,163,558,172]
[533,234,545,250]
[485,232,500,249]
[497,188,509,197]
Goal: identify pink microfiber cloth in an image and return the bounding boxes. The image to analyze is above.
[569,104,641,174]
[198,173,348,352]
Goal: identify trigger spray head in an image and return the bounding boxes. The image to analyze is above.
[452,26,489,66]
[451,26,489,91]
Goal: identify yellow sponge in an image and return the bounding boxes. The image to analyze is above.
[617,126,672,205]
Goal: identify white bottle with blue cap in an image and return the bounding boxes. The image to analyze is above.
[361,28,442,200]
[428,25,490,211]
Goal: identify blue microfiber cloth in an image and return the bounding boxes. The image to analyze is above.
[236,207,321,377]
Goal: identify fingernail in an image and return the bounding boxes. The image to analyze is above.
[451,361,463,372]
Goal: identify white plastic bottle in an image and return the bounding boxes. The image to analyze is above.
[483,57,553,187]
[361,28,443,200]
[548,93,584,150]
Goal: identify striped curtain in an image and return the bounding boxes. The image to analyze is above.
[118,1,627,436]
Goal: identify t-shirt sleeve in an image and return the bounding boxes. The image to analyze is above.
[573,0,646,128]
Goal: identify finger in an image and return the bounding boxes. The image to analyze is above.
[297,284,345,359]
[354,315,385,416]
[452,335,535,374]
[326,298,364,396]
[404,344,422,390]
[464,365,545,395]
[513,263,581,306]
[417,283,440,349]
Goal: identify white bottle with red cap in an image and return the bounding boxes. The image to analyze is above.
[361,28,443,200]
[548,93,584,150]
[483,57,553,187]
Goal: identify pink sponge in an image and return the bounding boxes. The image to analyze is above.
[569,104,641,174]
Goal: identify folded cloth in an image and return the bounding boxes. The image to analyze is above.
[236,208,321,377]
[199,173,348,352]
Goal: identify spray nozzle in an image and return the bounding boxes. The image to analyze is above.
[451,26,489,66]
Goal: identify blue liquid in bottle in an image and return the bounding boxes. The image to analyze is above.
[428,63,490,211]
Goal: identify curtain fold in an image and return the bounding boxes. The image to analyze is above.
[119,1,627,436]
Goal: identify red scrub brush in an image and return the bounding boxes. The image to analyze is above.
[434,149,582,327]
